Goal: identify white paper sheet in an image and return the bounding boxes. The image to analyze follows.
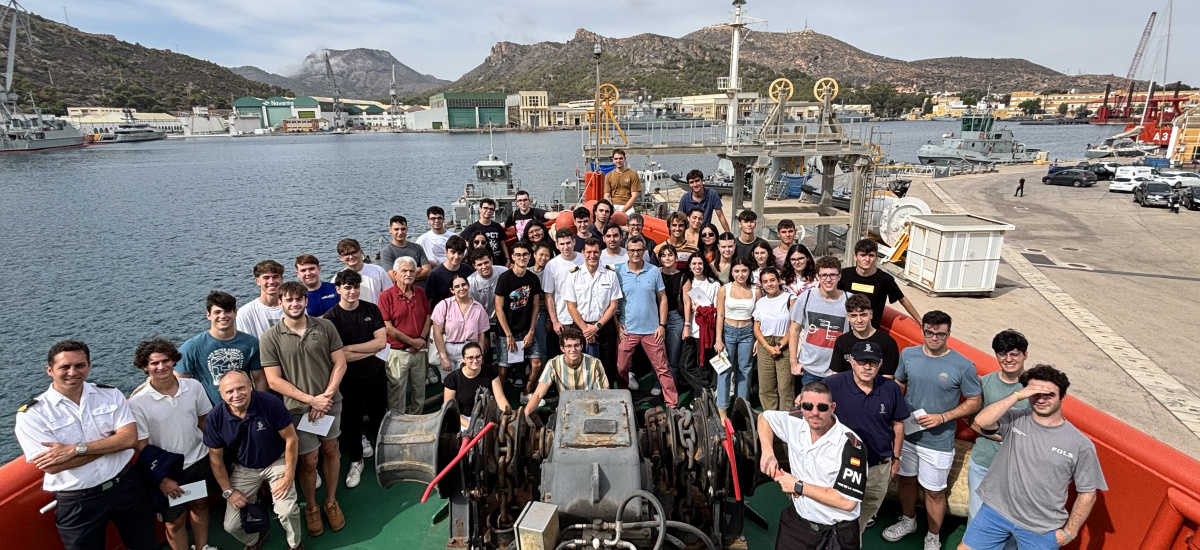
[903,409,928,435]
[710,350,732,374]
[297,414,336,436]
[508,341,525,363]
[167,480,208,507]
[687,287,713,307]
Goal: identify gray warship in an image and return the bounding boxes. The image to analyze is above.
[917,110,1039,165]
[1,1,84,153]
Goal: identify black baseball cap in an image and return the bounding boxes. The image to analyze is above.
[850,341,883,363]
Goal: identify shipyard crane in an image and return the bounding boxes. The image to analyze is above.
[1115,12,1156,119]
[324,52,344,130]
[388,63,399,129]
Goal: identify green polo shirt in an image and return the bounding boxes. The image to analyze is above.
[260,314,344,413]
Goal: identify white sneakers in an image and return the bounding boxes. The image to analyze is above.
[361,435,374,459]
[628,373,640,391]
[650,386,662,396]
[881,515,918,542]
[346,460,364,488]
[923,532,941,550]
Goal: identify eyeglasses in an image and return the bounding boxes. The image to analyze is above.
[817,273,839,279]
[463,355,483,362]
[512,252,530,258]
[480,206,495,211]
[923,330,950,340]
[797,402,831,412]
[428,216,444,221]
[627,248,644,255]
[789,257,806,263]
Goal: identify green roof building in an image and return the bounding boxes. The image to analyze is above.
[429,93,508,129]
[232,96,323,128]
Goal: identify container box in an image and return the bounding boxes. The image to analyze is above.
[903,214,1014,295]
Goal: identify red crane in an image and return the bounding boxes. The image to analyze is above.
[1096,12,1156,122]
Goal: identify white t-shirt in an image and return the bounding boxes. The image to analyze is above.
[753,292,792,337]
[334,263,393,305]
[600,248,629,270]
[235,297,283,338]
[417,230,456,264]
[543,253,585,325]
[468,266,509,321]
[128,377,213,468]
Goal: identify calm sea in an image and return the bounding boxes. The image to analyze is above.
[0,121,1113,460]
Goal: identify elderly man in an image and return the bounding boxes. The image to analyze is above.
[758,381,868,549]
[205,370,301,550]
[15,340,157,550]
[378,256,433,414]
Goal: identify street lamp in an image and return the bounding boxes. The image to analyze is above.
[594,43,602,172]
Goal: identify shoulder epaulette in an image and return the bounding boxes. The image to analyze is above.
[604,265,615,271]
[844,430,863,449]
[95,383,116,389]
[569,266,580,273]
[17,397,37,413]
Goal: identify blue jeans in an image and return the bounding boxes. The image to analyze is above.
[532,306,549,360]
[968,458,1017,549]
[963,503,1057,550]
[661,311,685,386]
[718,323,754,410]
[800,372,826,386]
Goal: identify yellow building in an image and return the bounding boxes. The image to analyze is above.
[517,91,549,128]
[677,93,760,120]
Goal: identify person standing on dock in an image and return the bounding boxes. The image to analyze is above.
[961,365,1106,550]
[623,212,658,266]
[828,294,900,378]
[787,256,849,385]
[837,239,922,329]
[236,260,285,339]
[678,169,731,232]
[177,290,268,404]
[604,149,642,212]
[1014,178,1025,197]
[543,229,584,349]
[15,340,158,550]
[416,206,456,265]
[461,198,509,267]
[494,242,543,392]
[259,282,348,538]
[380,215,431,286]
[884,310,982,550]
[296,254,338,317]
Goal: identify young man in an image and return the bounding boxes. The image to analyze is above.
[416,206,456,265]
[205,371,301,550]
[425,235,474,308]
[462,198,509,267]
[604,148,642,212]
[963,366,1107,550]
[590,200,614,239]
[322,270,388,489]
[380,215,431,285]
[259,282,348,537]
[563,238,624,385]
[505,190,547,239]
[788,256,849,385]
[599,222,629,269]
[885,310,982,550]
[378,256,433,415]
[733,209,769,261]
[967,331,1030,528]
[826,341,909,536]
[522,326,610,419]
[494,242,543,388]
[15,340,157,550]
[570,206,595,253]
[296,254,339,317]
[236,260,285,338]
[757,381,868,550]
[657,212,696,268]
[624,212,658,266]
[838,238,921,329]
[678,169,730,231]
[614,236,678,406]
[333,238,393,305]
[773,219,797,269]
[177,290,267,405]
[467,248,509,335]
[543,229,585,339]
[828,293,900,377]
[129,339,215,550]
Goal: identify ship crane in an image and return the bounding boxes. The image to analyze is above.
[324,52,344,130]
[1111,12,1156,121]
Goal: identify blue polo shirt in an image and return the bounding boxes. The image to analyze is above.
[678,188,723,227]
[616,262,665,335]
[306,282,339,317]
[826,371,910,466]
[204,391,293,469]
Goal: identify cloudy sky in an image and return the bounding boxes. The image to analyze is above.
[22,0,1197,86]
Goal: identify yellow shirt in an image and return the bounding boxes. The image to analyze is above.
[604,168,642,205]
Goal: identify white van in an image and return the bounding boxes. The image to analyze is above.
[1114,166,1159,180]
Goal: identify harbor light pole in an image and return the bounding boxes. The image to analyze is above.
[724,0,746,147]
[593,43,602,172]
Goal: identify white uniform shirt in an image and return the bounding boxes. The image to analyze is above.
[543,253,585,325]
[128,377,213,469]
[417,230,456,264]
[762,410,866,525]
[561,264,624,324]
[15,383,136,492]
[235,297,283,338]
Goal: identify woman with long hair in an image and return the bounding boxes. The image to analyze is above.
[780,243,817,296]
[657,244,686,386]
[749,240,775,286]
[752,267,794,410]
[680,254,721,393]
[521,222,554,258]
[696,223,720,263]
[712,232,737,284]
[714,257,759,419]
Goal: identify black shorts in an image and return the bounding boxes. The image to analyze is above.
[158,459,214,523]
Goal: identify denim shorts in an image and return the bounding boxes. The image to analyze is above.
[962,503,1058,550]
[498,331,540,366]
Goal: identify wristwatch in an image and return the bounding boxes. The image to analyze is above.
[74,443,87,456]
[793,479,805,496]
[222,488,234,499]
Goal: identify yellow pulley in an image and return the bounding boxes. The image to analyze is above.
[870,143,884,163]
[769,78,794,104]
[599,83,619,108]
[813,77,839,102]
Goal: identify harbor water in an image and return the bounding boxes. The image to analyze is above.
[0,121,1116,460]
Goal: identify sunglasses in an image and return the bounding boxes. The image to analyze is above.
[795,402,831,412]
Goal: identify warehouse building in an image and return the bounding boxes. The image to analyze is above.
[232,96,323,128]
[407,93,508,130]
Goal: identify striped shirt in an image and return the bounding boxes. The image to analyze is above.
[537,353,610,392]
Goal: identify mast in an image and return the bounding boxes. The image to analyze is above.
[324,52,343,129]
[724,0,746,146]
[389,63,398,129]
[4,5,17,92]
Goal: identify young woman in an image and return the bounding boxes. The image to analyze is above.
[696,223,720,263]
[712,232,737,284]
[431,274,489,371]
[525,242,555,401]
[522,222,554,258]
[780,243,817,296]
[752,267,794,411]
[749,240,775,286]
[443,342,510,429]
[680,254,721,392]
[685,208,705,247]
[713,257,759,418]
[657,244,686,385]
[469,233,491,258]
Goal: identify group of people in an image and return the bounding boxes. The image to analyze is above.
[14,157,1105,550]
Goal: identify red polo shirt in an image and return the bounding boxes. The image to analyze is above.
[378,285,431,351]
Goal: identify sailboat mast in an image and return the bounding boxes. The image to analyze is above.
[4,10,16,92]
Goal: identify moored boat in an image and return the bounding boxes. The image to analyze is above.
[0,2,84,153]
[917,110,1040,165]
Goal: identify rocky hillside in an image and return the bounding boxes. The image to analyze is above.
[232,48,449,100]
[3,13,290,114]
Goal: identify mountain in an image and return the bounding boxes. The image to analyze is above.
[4,13,291,114]
[231,49,449,100]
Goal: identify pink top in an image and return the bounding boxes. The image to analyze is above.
[432,298,489,344]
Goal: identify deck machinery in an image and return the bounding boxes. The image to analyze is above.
[376,390,768,550]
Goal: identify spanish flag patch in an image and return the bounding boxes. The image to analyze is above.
[849,457,861,467]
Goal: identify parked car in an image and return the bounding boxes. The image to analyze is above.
[1115,166,1160,180]
[1157,171,1200,189]
[1042,169,1097,187]
[1134,181,1175,207]
[1097,161,1123,173]
[1108,176,1151,193]
[1188,186,1200,211]
[1048,162,1110,179]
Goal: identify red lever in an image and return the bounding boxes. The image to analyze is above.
[421,422,496,503]
[722,418,742,501]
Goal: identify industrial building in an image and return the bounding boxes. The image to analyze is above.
[232,96,323,129]
[407,93,509,130]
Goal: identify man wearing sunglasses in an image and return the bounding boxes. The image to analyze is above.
[962,365,1106,550]
[758,381,868,549]
[886,310,982,550]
